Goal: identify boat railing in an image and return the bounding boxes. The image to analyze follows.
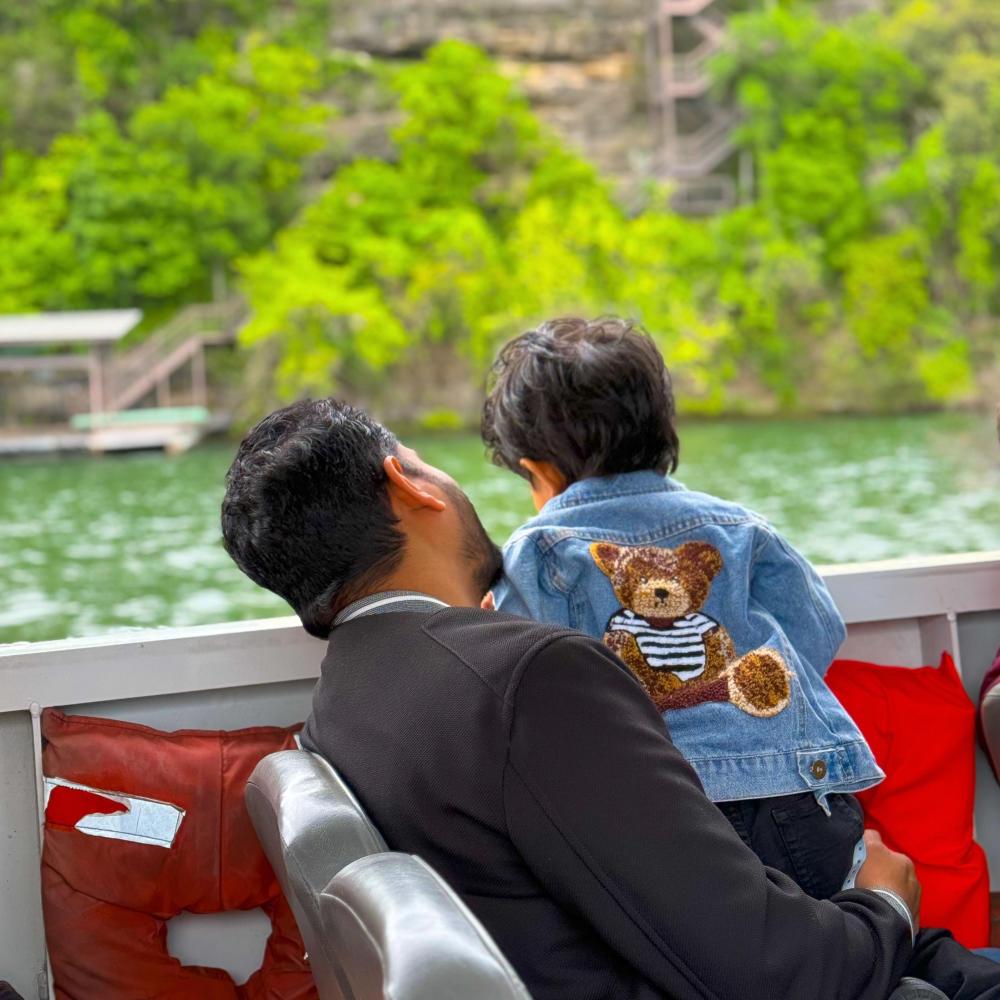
[5,550,999,713]
[2,550,1000,999]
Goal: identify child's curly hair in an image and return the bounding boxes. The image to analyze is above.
[481,316,679,485]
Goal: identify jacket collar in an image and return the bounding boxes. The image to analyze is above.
[541,470,680,513]
[333,590,449,626]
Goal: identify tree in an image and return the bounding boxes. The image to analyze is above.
[713,4,924,258]
[710,1,984,407]
[886,0,1000,315]
[0,0,335,156]
[2,3,998,417]
[132,42,329,293]
[239,42,560,402]
[0,42,328,311]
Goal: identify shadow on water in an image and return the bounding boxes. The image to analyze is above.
[2,412,998,644]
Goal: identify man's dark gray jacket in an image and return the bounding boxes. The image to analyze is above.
[300,606,911,1000]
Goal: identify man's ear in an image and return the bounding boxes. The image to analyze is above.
[383,455,446,512]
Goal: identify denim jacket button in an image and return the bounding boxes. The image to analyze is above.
[810,759,828,780]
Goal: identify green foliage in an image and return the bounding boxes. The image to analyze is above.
[235,9,998,414]
[240,42,581,398]
[0,0,336,154]
[0,41,327,312]
[704,0,992,407]
[49,114,205,303]
[2,0,998,417]
[843,229,930,358]
[131,43,328,262]
[715,5,923,257]
[419,409,465,432]
[242,41,749,410]
[0,151,74,313]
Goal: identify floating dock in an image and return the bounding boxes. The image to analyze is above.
[0,408,231,456]
[0,304,241,457]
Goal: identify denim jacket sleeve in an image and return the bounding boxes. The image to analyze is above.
[751,526,846,677]
[494,530,573,628]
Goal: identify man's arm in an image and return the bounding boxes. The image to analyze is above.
[503,633,911,1000]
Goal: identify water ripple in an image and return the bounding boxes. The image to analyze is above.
[2,413,998,643]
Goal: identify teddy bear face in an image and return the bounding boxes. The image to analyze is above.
[591,541,723,623]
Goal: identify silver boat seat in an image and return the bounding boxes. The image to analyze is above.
[320,852,532,1000]
[245,749,388,999]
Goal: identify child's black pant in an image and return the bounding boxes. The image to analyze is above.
[717,790,864,898]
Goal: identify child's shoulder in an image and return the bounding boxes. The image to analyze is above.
[502,484,773,566]
[535,475,768,531]
[672,484,771,526]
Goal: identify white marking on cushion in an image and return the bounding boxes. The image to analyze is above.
[44,776,185,849]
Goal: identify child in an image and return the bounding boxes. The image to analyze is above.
[481,319,1000,997]
[482,315,881,901]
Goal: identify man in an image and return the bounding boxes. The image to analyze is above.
[222,398,925,1000]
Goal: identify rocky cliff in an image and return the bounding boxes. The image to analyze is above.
[329,0,657,189]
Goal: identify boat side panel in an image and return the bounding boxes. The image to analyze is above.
[0,616,320,714]
[60,678,317,731]
[0,555,997,993]
[0,709,48,1000]
[837,619,925,668]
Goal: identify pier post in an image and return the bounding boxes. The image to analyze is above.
[87,344,109,415]
[192,344,207,409]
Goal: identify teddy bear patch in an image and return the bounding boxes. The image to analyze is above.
[591,540,792,718]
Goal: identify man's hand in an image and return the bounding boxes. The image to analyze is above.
[855,829,921,932]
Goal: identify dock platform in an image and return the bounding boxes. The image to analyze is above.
[0,303,242,458]
[0,409,231,457]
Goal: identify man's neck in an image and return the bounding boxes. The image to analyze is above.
[363,567,481,611]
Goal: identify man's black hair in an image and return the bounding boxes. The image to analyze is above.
[481,316,679,484]
[221,398,403,639]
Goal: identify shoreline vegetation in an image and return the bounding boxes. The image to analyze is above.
[0,0,997,424]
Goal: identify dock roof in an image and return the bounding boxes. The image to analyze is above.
[0,309,142,347]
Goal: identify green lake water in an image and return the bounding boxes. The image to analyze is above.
[3,412,999,645]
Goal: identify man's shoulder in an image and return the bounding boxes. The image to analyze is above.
[422,606,578,658]
[421,607,586,700]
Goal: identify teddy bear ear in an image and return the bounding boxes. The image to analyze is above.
[590,542,624,577]
[677,541,723,580]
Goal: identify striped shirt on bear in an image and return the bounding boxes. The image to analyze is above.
[607,609,718,680]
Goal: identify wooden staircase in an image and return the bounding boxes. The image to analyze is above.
[106,300,243,413]
[650,0,740,213]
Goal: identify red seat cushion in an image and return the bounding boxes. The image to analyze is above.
[42,708,318,1000]
[826,653,989,948]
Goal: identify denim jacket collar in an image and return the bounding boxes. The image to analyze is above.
[543,470,681,513]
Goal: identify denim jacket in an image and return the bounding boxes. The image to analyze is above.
[494,470,884,805]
